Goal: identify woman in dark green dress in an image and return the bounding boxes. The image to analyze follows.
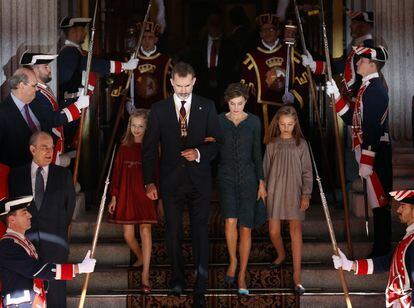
[217,83,267,294]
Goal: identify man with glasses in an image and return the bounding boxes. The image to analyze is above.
[20,51,89,166]
[240,13,309,135]
[8,131,76,308]
[0,68,41,167]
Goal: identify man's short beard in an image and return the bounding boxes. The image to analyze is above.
[41,76,52,84]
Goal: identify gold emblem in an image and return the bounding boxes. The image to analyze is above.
[265,57,284,68]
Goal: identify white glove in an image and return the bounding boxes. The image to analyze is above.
[301,51,316,72]
[122,58,139,71]
[126,99,136,115]
[75,95,90,110]
[359,164,373,179]
[332,248,353,271]
[77,250,96,274]
[282,92,295,105]
[77,87,85,96]
[326,80,341,101]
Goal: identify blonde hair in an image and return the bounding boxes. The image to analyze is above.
[264,105,304,145]
[121,109,150,146]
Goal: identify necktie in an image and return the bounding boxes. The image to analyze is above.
[209,40,217,69]
[179,100,188,141]
[24,105,38,133]
[35,167,44,210]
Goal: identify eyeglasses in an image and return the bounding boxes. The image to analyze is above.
[24,82,38,89]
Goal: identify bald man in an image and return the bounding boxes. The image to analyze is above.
[0,68,42,167]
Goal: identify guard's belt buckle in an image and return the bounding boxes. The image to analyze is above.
[4,290,31,305]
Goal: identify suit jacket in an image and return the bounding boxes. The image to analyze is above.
[189,36,238,99]
[8,163,76,263]
[0,94,43,168]
[143,94,222,196]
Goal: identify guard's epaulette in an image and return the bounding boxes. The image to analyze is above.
[1,233,38,259]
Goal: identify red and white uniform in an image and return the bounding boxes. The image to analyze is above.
[355,224,414,307]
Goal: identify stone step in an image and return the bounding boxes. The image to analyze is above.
[70,205,405,241]
[68,241,376,266]
[302,265,388,292]
[67,292,385,308]
[67,294,127,308]
[300,293,385,308]
[67,264,387,293]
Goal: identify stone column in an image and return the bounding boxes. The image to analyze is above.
[374,0,414,188]
[0,0,58,99]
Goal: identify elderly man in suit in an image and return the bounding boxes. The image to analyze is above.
[143,62,222,308]
[9,131,76,308]
[0,68,39,167]
[0,66,88,168]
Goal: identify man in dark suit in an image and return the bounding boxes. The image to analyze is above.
[143,62,222,308]
[188,12,237,112]
[0,68,39,168]
[8,131,76,308]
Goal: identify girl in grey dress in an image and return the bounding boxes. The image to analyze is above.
[218,83,267,295]
[263,106,313,295]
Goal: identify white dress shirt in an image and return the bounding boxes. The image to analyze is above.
[31,161,49,197]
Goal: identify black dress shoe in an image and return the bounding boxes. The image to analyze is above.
[193,293,206,308]
[168,285,183,296]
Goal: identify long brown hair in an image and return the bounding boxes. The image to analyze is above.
[121,109,150,146]
[264,105,304,146]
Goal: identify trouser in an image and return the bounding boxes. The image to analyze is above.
[162,168,211,294]
[372,206,392,256]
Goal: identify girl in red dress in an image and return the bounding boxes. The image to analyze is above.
[108,109,158,293]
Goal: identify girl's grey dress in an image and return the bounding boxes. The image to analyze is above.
[263,137,313,221]
[218,113,265,228]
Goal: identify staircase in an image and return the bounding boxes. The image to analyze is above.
[66,200,404,308]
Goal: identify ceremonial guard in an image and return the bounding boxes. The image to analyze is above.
[20,51,89,166]
[57,16,138,145]
[240,13,309,133]
[130,21,172,111]
[0,196,96,308]
[326,45,392,256]
[302,10,374,98]
[333,190,414,308]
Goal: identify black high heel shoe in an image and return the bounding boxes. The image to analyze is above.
[224,274,236,287]
[268,260,285,269]
[294,284,306,295]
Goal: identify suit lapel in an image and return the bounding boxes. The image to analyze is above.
[187,96,202,142]
[44,165,54,197]
[6,95,32,134]
[165,97,182,142]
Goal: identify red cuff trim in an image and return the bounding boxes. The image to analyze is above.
[114,61,122,74]
[315,61,325,74]
[335,98,349,116]
[63,104,81,122]
[355,259,373,275]
[360,150,375,166]
[55,264,74,280]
